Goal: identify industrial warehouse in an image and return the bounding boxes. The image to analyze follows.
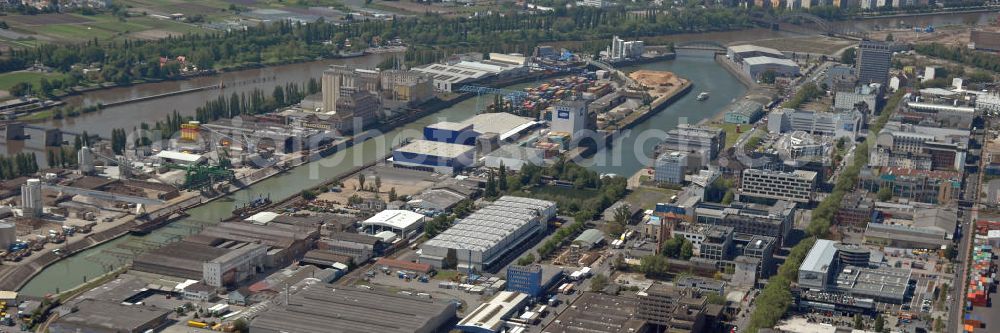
[420,196,556,272]
[248,283,457,333]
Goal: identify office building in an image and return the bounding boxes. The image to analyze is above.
[739,169,817,204]
[662,124,726,162]
[20,178,42,218]
[506,265,560,297]
[798,239,911,304]
[834,83,882,112]
[859,167,960,205]
[420,196,556,272]
[695,201,796,246]
[551,99,589,137]
[655,151,689,184]
[671,223,734,260]
[857,40,892,86]
[250,284,456,333]
[870,121,968,172]
[835,193,874,229]
[637,284,719,332]
[767,108,863,140]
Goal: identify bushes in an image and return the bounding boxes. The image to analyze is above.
[537,218,587,258]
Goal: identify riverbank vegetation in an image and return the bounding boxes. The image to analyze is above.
[0,152,39,180]
[0,7,752,98]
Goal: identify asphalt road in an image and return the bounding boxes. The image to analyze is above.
[948,121,987,333]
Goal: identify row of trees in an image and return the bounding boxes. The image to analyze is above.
[914,43,1000,73]
[0,152,39,180]
[746,91,905,333]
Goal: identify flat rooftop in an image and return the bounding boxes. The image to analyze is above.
[542,292,644,333]
[396,140,475,159]
[52,299,170,332]
[250,284,455,333]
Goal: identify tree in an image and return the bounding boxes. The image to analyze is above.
[374,176,382,192]
[516,253,535,266]
[388,187,398,202]
[300,190,317,201]
[885,33,894,42]
[841,47,857,65]
[874,315,885,332]
[721,190,734,205]
[612,253,626,271]
[680,240,694,260]
[272,86,285,106]
[639,255,670,277]
[877,187,892,202]
[498,162,508,192]
[854,314,864,329]
[485,170,498,198]
[589,273,608,292]
[9,82,31,97]
[232,319,249,333]
[357,173,366,190]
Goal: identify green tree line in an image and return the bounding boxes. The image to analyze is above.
[0,152,39,180]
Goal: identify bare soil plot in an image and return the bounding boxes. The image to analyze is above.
[5,13,92,26]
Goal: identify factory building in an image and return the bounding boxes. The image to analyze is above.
[456,291,530,333]
[607,35,645,61]
[361,209,426,239]
[971,30,1000,52]
[727,45,785,64]
[420,196,556,272]
[724,100,765,124]
[392,140,477,174]
[132,220,317,287]
[739,169,817,204]
[741,56,800,81]
[20,178,42,218]
[411,57,528,92]
[543,293,647,333]
[49,299,172,333]
[551,99,589,137]
[249,284,456,333]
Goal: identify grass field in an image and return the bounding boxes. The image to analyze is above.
[0,71,68,91]
[712,123,750,148]
[4,12,214,45]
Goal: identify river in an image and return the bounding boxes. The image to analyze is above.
[581,50,748,176]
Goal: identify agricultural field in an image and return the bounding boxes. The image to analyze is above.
[0,71,68,92]
[0,12,214,46]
